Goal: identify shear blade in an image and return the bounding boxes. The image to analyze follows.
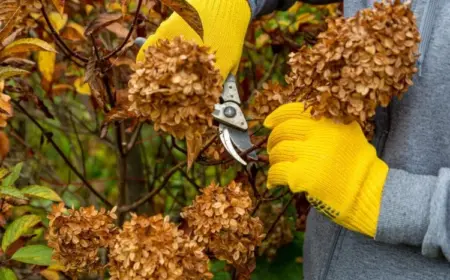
[219,124,247,165]
[227,126,258,161]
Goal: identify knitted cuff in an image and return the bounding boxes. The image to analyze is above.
[345,158,389,237]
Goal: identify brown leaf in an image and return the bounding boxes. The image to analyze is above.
[0,5,18,43]
[161,0,204,39]
[104,106,134,124]
[0,131,9,159]
[106,22,129,38]
[84,13,123,37]
[50,0,65,14]
[186,133,202,170]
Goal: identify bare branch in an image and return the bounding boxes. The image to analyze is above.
[13,100,112,208]
[39,0,88,63]
[263,194,296,242]
[118,160,186,213]
[103,0,144,60]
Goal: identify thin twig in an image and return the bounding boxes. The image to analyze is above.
[103,0,144,60]
[91,34,128,222]
[263,195,296,242]
[257,53,279,89]
[13,100,112,207]
[245,166,260,199]
[118,160,186,213]
[171,136,187,154]
[69,112,87,178]
[199,136,267,166]
[262,188,291,201]
[177,167,201,192]
[39,0,88,63]
[126,123,143,153]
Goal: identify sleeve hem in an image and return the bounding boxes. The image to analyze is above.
[375,168,436,246]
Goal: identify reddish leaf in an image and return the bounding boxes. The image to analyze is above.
[5,237,26,257]
[0,131,9,159]
[161,0,203,39]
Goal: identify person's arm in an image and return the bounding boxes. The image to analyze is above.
[376,168,450,259]
[252,0,342,18]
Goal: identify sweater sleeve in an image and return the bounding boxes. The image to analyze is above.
[375,168,450,260]
[250,0,341,18]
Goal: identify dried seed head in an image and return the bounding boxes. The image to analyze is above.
[128,36,223,164]
[46,203,118,274]
[181,181,265,268]
[109,214,212,280]
[249,82,296,120]
[286,0,420,138]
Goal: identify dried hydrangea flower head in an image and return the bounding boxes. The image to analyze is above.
[46,203,118,275]
[128,36,223,165]
[286,0,420,138]
[181,181,265,268]
[250,82,296,120]
[108,214,212,280]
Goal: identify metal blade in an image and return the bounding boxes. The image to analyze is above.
[227,126,258,161]
[219,124,247,165]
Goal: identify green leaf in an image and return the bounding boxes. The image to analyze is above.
[21,185,62,202]
[2,215,41,252]
[62,190,81,209]
[213,272,231,280]
[0,168,10,180]
[210,260,231,280]
[0,186,27,200]
[251,233,304,280]
[11,245,53,266]
[0,268,17,280]
[2,162,23,187]
[0,66,29,81]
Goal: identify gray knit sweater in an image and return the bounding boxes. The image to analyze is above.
[253,0,450,279]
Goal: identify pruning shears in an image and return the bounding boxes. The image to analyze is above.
[135,38,256,165]
[212,74,257,165]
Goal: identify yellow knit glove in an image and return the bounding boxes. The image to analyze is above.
[136,0,251,78]
[264,103,389,237]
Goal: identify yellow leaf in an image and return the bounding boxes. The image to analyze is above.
[74,78,91,95]
[287,2,303,13]
[47,262,65,271]
[107,3,122,12]
[0,66,29,80]
[49,12,68,33]
[295,13,316,25]
[50,0,65,15]
[0,38,57,59]
[38,49,56,83]
[40,269,60,280]
[64,22,86,40]
[85,4,94,15]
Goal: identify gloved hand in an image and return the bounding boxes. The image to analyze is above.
[136,0,252,78]
[264,103,389,237]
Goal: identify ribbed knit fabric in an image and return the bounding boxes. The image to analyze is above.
[265,103,389,238]
[136,0,251,78]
